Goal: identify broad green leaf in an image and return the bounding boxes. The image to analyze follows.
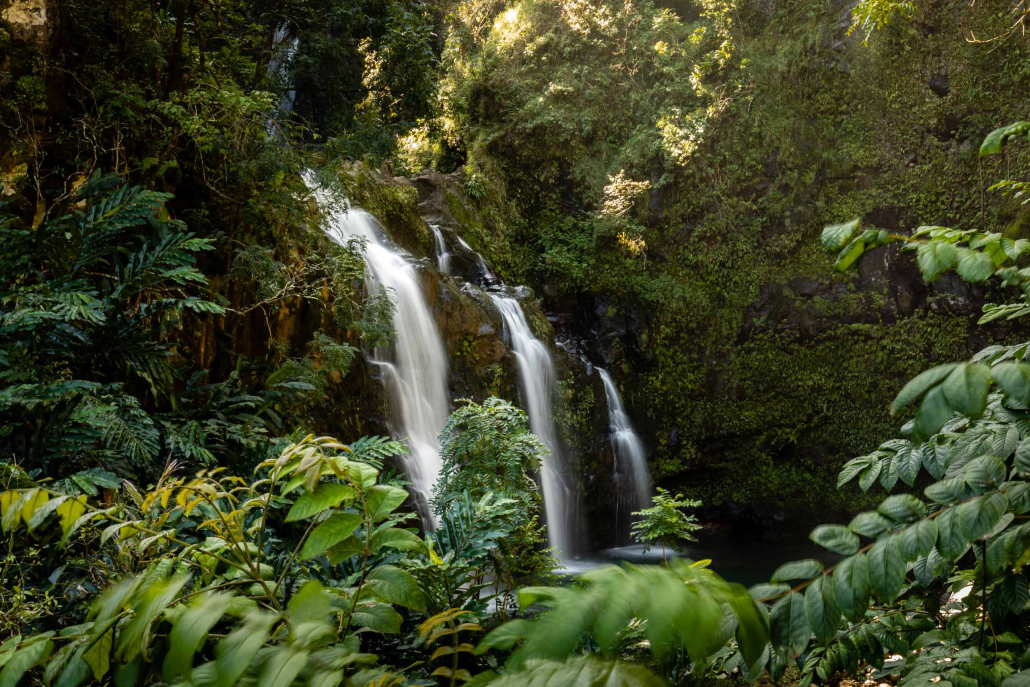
[325,536,364,564]
[935,507,970,559]
[833,554,870,621]
[896,447,922,487]
[914,386,953,440]
[0,636,54,687]
[878,494,925,522]
[214,611,278,685]
[257,646,309,687]
[979,121,1030,155]
[992,363,1030,404]
[858,460,883,492]
[726,585,770,668]
[286,483,355,522]
[300,512,363,560]
[1015,437,1030,475]
[804,577,840,644]
[369,527,426,554]
[955,247,995,282]
[115,571,189,663]
[867,536,905,602]
[810,525,859,555]
[350,603,402,634]
[749,583,790,601]
[848,511,892,538]
[771,559,823,583]
[835,236,867,271]
[941,363,991,418]
[963,455,1007,492]
[0,635,20,671]
[892,363,960,414]
[898,519,937,561]
[992,576,1029,617]
[770,592,810,654]
[837,457,871,487]
[364,486,409,522]
[162,591,233,681]
[958,492,1008,541]
[476,619,532,653]
[925,478,971,504]
[879,453,900,491]
[83,620,115,682]
[822,219,862,251]
[287,581,334,626]
[365,565,427,611]
[485,656,665,687]
[917,241,958,281]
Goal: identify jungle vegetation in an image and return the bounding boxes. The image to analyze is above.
[2,0,1030,686]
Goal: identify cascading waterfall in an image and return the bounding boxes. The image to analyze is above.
[598,369,652,544]
[430,224,451,276]
[306,176,449,524]
[489,294,573,558]
[457,237,495,283]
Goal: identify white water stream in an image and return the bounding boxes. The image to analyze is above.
[489,294,573,557]
[430,224,451,276]
[308,177,449,524]
[598,369,652,542]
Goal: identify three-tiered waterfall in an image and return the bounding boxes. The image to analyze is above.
[308,177,449,523]
[598,369,652,543]
[490,294,573,558]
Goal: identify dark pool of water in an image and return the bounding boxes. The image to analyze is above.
[560,540,840,588]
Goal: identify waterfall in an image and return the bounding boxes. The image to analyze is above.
[489,294,573,557]
[430,224,451,276]
[457,237,495,284]
[598,369,652,544]
[307,176,449,525]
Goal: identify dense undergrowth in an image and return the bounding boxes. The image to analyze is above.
[3,0,1030,685]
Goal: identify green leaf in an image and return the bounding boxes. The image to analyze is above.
[878,494,925,522]
[369,527,426,554]
[822,219,862,251]
[285,483,355,522]
[992,364,1030,404]
[898,519,938,561]
[365,565,427,611]
[848,511,892,538]
[833,554,870,621]
[804,577,840,644]
[0,636,19,671]
[162,592,233,682]
[810,525,859,555]
[925,478,971,504]
[83,620,114,682]
[958,492,1009,541]
[115,571,189,663]
[979,122,1030,156]
[835,236,867,271]
[896,446,922,487]
[214,611,278,685]
[364,485,409,522]
[935,507,970,559]
[941,363,991,418]
[476,619,532,653]
[771,559,823,583]
[915,386,953,440]
[0,636,53,687]
[770,592,811,654]
[749,583,790,601]
[867,536,905,602]
[299,512,363,560]
[917,241,958,281]
[325,536,364,564]
[1015,438,1030,476]
[955,247,996,282]
[859,459,883,492]
[486,656,665,687]
[350,603,402,634]
[993,576,1029,617]
[257,646,309,687]
[892,363,960,414]
[964,455,1007,492]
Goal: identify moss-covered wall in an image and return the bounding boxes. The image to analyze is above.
[437,0,1030,527]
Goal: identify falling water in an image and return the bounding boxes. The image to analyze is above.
[307,176,449,524]
[598,369,652,544]
[430,224,451,276]
[457,237,495,284]
[489,294,573,557]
